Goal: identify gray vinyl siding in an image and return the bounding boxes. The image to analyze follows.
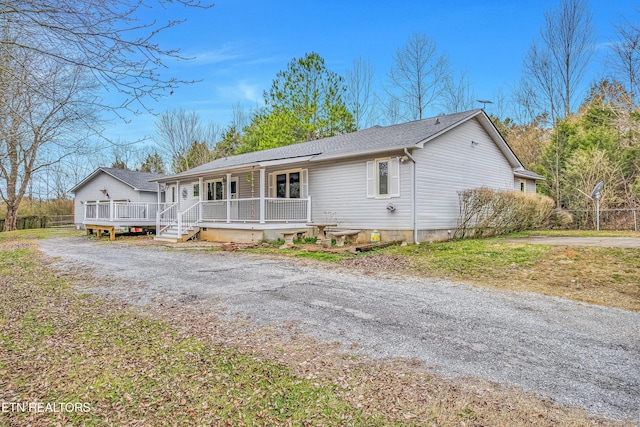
[414,118,515,230]
[306,154,412,230]
[514,178,537,194]
[72,173,156,225]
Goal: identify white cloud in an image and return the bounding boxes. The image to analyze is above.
[218,80,263,103]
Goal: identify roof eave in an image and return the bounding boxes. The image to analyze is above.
[311,146,413,163]
[514,169,546,180]
[151,162,263,183]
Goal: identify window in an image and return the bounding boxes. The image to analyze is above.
[229,179,238,199]
[518,179,526,192]
[377,159,389,196]
[192,182,199,198]
[270,169,307,198]
[367,157,400,198]
[206,179,224,200]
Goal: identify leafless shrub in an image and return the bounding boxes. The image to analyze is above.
[455,188,555,239]
[546,208,574,229]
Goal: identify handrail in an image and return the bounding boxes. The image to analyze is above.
[157,202,178,234]
[177,201,201,236]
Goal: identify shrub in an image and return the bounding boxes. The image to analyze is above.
[455,188,555,239]
[546,208,574,229]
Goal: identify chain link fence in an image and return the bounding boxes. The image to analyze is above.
[568,209,639,231]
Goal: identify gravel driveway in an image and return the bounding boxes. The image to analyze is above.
[40,237,640,422]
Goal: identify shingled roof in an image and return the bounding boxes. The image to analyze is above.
[70,167,164,193]
[154,109,542,182]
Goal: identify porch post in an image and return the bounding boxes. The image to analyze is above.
[176,180,181,211]
[226,173,231,223]
[156,182,161,234]
[198,177,203,222]
[307,196,312,222]
[259,168,266,224]
[176,180,181,236]
[83,202,87,222]
[109,199,114,221]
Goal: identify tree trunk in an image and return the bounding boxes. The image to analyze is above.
[3,204,18,232]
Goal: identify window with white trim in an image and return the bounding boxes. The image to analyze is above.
[205,179,224,200]
[268,169,308,198]
[367,157,400,198]
[229,177,238,199]
[192,182,199,198]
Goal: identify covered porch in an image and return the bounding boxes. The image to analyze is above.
[154,166,313,242]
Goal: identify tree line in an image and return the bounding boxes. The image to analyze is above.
[1,0,638,231]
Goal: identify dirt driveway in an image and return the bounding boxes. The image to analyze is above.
[39,237,640,422]
[505,236,640,248]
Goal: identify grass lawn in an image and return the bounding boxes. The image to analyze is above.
[261,230,640,311]
[377,234,640,311]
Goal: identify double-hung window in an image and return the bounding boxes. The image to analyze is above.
[269,169,308,199]
[276,171,300,198]
[367,157,400,198]
[206,179,224,200]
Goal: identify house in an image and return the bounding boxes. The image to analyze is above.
[141,109,543,244]
[70,167,165,238]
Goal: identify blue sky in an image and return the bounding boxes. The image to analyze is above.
[104,0,638,145]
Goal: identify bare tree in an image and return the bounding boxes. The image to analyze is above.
[0,0,212,229]
[1,0,212,115]
[609,17,640,106]
[0,28,97,231]
[379,96,403,126]
[440,69,476,114]
[230,101,252,131]
[154,109,219,173]
[521,0,594,122]
[387,32,450,121]
[345,57,377,129]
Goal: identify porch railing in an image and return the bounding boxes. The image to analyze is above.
[200,197,311,223]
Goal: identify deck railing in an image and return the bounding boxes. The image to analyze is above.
[84,201,167,222]
[84,197,311,236]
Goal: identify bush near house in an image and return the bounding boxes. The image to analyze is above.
[456,188,555,239]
